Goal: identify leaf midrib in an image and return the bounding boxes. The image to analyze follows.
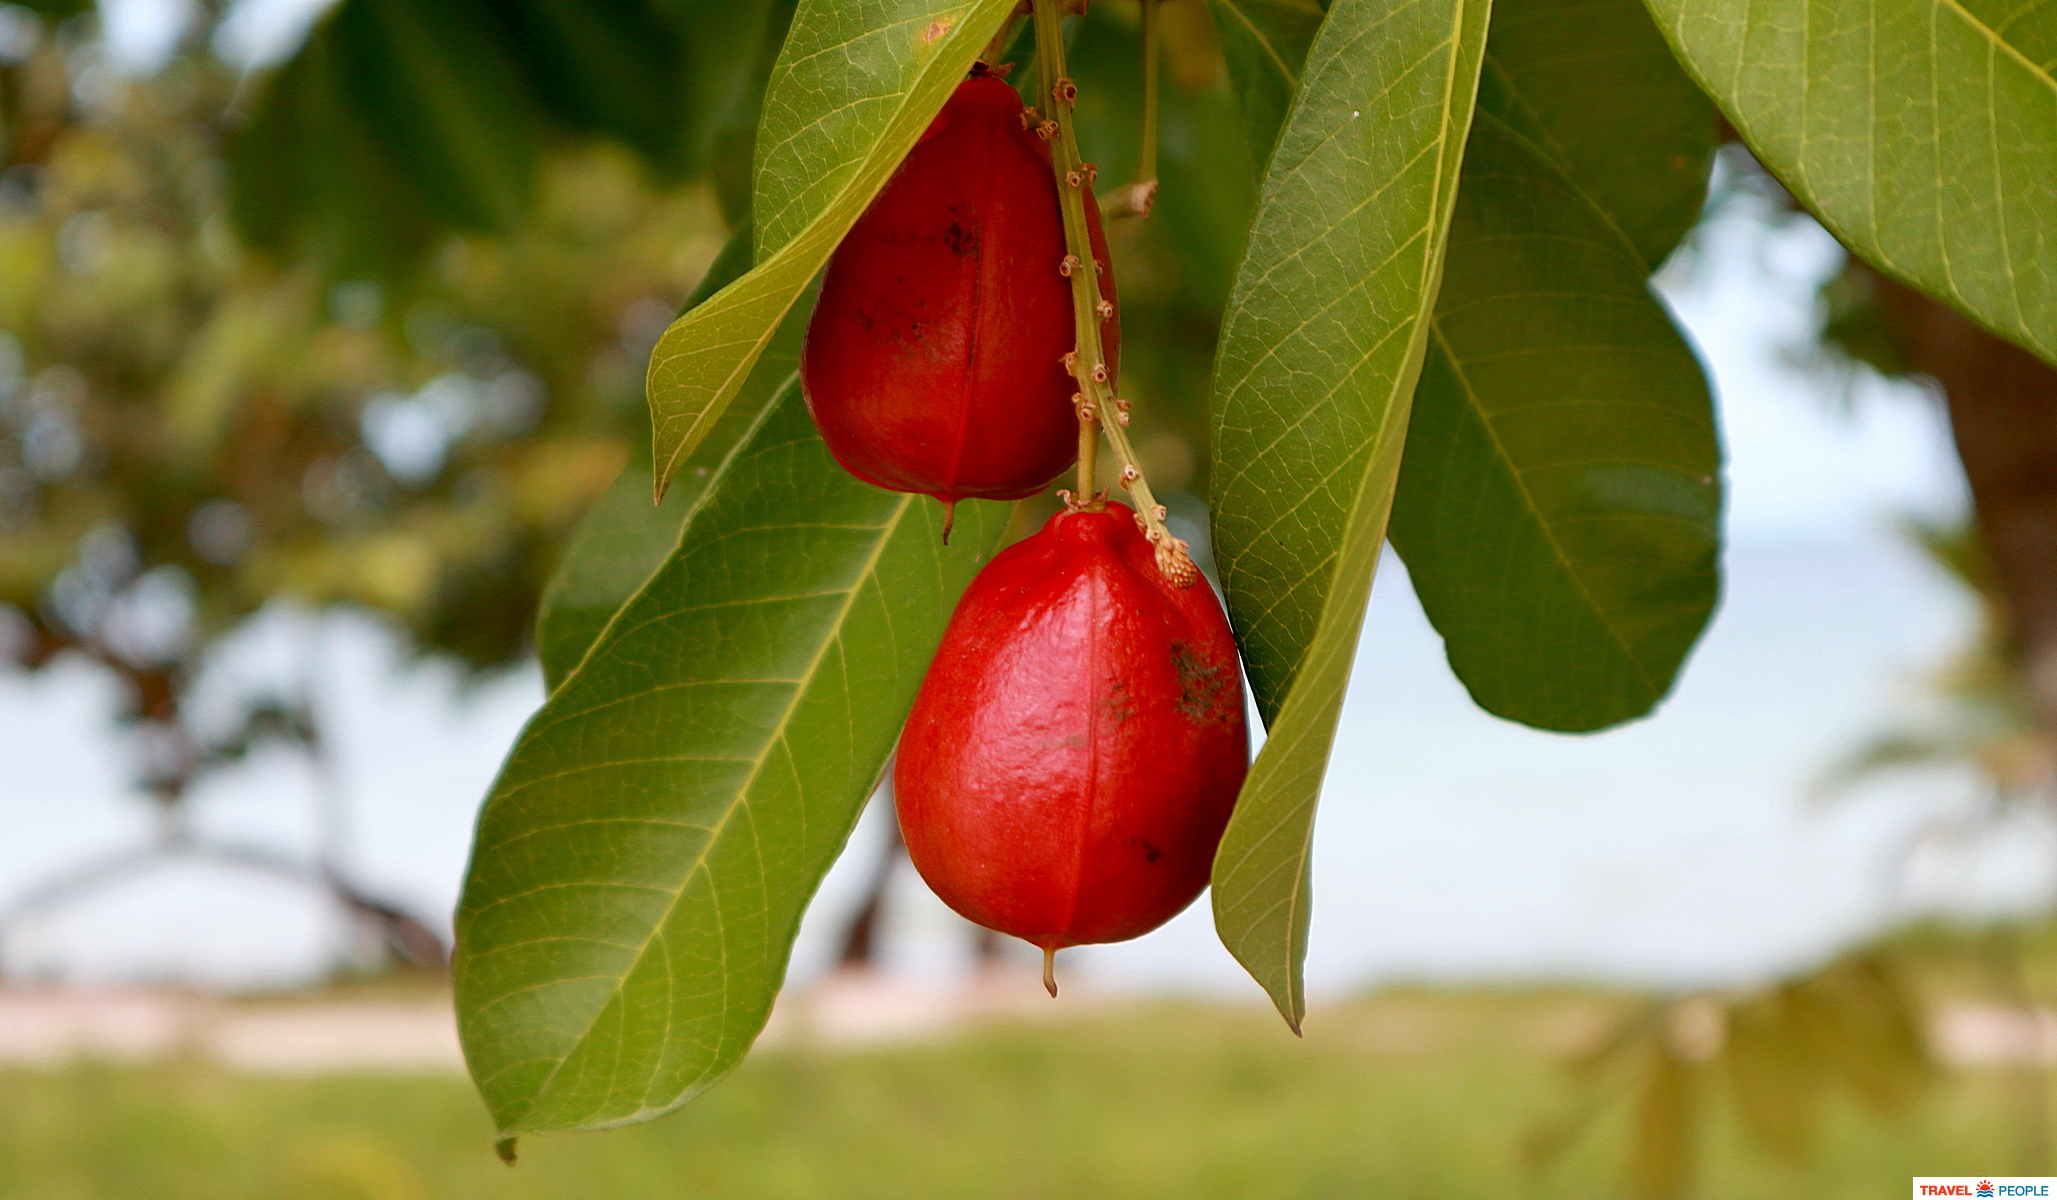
[565,378,794,694]
[1412,100,1690,698]
[1248,435,1412,1016]
[501,491,919,1133]
[1421,319,1662,697]
[753,13,937,246]
[1468,102,1652,267]
[1212,0,1311,88]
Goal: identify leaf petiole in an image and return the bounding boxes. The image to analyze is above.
[1105,0,1162,219]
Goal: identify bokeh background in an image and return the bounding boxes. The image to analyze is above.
[0,0,2049,1197]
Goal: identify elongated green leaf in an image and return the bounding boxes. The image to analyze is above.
[1642,0,2057,364]
[1204,0,1330,169]
[231,0,535,275]
[535,232,814,692]
[1387,0,1722,733]
[644,0,1017,494]
[701,0,803,222]
[455,387,1009,1140]
[1208,0,1491,1027]
[534,467,693,692]
[230,0,789,274]
[493,0,690,170]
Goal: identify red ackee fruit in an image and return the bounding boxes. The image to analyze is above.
[896,503,1247,988]
[802,73,1118,530]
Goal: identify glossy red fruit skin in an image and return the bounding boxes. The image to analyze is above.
[801,74,1118,504]
[896,503,1247,950]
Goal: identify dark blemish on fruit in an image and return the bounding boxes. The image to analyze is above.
[1102,675,1135,723]
[943,218,978,258]
[1141,842,1162,863]
[1171,640,1229,722]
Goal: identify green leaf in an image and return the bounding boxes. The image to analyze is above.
[228,0,783,276]
[645,0,1019,495]
[1471,0,1715,269]
[534,228,814,693]
[1387,0,1723,732]
[1203,0,1330,170]
[1207,0,1491,1028]
[1642,0,2057,364]
[693,0,802,222]
[1720,954,1930,1162]
[455,385,1009,1138]
[230,2,501,276]
[492,0,712,176]
[531,470,690,694]
[302,0,540,233]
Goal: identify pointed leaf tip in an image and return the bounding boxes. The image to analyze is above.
[645,0,1020,494]
[1208,0,1489,1032]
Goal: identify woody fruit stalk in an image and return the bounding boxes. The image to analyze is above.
[1027,0,1195,586]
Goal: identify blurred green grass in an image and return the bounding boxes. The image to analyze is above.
[0,991,2035,1200]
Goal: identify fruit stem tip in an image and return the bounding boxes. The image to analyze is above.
[939,499,957,545]
[1043,946,1058,997]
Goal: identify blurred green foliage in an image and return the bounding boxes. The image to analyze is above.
[1538,953,1935,1198]
[230,0,795,277]
[0,6,725,800]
